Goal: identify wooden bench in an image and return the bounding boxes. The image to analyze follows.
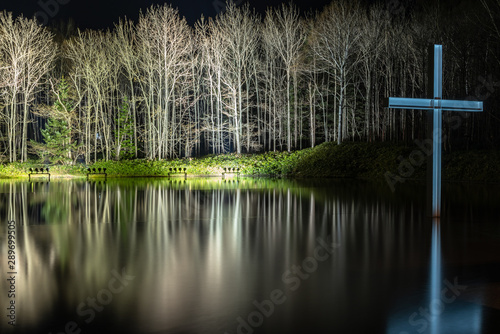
[87,167,107,180]
[28,168,51,181]
[222,167,240,178]
[168,167,187,179]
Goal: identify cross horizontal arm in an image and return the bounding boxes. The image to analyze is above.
[440,100,483,112]
[387,97,483,112]
[388,98,433,110]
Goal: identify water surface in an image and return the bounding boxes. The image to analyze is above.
[0,178,499,334]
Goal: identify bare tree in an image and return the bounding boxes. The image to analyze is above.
[65,30,114,162]
[0,11,56,162]
[136,4,193,159]
[264,3,306,151]
[209,2,260,154]
[312,0,363,144]
[113,18,139,158]
[198,17,225,154]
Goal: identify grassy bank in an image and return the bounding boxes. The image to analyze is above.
[0,151,304,178]
[292,142,500,182]
[1,142,499,182]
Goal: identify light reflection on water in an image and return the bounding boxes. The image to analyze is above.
[0,178,498,334]
[430,220,442,334]
[387,218,486,334]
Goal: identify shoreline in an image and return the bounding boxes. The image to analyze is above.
[1,142,499,183]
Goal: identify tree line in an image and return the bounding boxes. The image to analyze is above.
[0,0,499,164]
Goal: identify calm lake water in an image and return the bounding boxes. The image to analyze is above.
[0,178,499,334]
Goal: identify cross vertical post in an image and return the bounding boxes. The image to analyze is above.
[428,45,443,218]
[387,44,483,218]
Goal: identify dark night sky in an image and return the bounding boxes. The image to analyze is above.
[1,0,333,29]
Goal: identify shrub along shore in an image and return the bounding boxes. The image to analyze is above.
[1,142,499,183]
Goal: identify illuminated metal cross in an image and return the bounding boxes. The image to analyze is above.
[388,45,483,217]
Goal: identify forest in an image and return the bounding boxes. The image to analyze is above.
[0,0,499,164]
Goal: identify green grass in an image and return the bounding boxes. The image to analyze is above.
[1,142,499,183]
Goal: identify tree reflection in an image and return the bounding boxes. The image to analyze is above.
[0,178,488,334]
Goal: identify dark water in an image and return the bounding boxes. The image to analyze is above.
[0,178,499,334]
